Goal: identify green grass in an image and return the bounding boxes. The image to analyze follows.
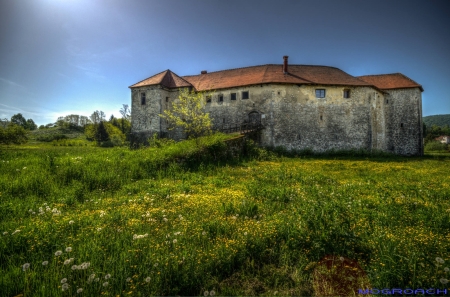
[1,137,450,296]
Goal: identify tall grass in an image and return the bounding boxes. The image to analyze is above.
[1,136,450,296]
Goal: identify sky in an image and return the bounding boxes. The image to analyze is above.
[0,0,449,126]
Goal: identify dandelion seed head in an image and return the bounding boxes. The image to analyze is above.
[66,247,72,252]
[77,288,83,293]
[103,282,109,287]
[440,278,449,284]
[173,239,177,243]
[202,231,207,236]
[55,250,62,256]
[436,257,445,264]
[69,220,74,225]
[22,263,30,271]
[62,283,69,291]
[71,265,78,270]
[3,231,8,235]
[105,274,111,279]
[126,277,131,282]
[210,290,216,296]
[204,291,209,296]
[145,277,151,283]
[244,232,247,236]
[42,261,48,266]
[445,267,450,272]
[61,278,67,284]
[339,257,344,261]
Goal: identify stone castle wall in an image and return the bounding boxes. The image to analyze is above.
[130,84,423,155]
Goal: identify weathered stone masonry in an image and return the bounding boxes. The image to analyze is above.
[129,58,423,156]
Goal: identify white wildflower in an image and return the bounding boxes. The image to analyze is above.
[61,278,67,284]
[42,261,48,266]
[80,262,90,269]
[23,167,27,169]
[69,220,74,225]
[77,288,83,293]
[22,263,30,271]
[174,232,181,235]
[441,278,449,284]
[231,216,237,220]
[105,274,111,280]
[66,247,72,252]
[173,239,177,243]
[12,230,21,235]
[163,217,168,222]
[436,257,445,264]
[62,283,69,291]
[103,282,109,287]
[445,267,450,272]
[339,257,345,261]
[97,228,102,232]
[154,263,158,267]
[95,278,99,282]
[202,231,207,236]
[55,250,63,256]
[210,290,216,296]
[204,291,209,296]
[3,231,8,235]
[244,232,247,236]
[71,265,78,270]
[126,277,132,282]
[145,277,151,283]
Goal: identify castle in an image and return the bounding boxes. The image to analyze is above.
[129,56,423,155]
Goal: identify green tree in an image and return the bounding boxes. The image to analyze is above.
[10,113,27,129]
[160,88,212,139]
[26,119,37,130]
[94,121,109,145]
[0,124,27,144]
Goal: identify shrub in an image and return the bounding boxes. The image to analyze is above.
[424,141,448,152]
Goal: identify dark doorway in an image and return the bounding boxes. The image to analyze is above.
[248,111,261,124]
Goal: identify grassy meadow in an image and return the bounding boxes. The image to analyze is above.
[1,135,450,296]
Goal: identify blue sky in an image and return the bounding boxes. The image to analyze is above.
[0,0,449,126]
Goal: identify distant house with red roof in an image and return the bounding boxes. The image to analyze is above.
[129,56,424,156]
[435,136,450,144]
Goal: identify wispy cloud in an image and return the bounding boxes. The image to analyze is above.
[0,77,26,89]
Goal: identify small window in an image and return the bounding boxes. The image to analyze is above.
[231,93,237,100]
[386,99,389,104]
[320,115,323,121]
[219,95,223,102]
[400,123,403,128]
[278,92,280,95]
[206,95,211,103]
[315,89,326,98]
[242,91,249,99]
[141,93,146,105]
[343,89,350,98]
[166,97,169,102]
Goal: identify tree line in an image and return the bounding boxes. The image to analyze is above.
[0,105,132,145]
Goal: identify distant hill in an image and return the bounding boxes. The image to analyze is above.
[423,114,450,128]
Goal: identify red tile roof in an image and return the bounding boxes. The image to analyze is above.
[181,64,372,91]
[357,73,423,92]
[129,70,192,88]
[130,65,421,93]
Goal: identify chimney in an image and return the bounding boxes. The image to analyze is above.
[201,70,207,74]
[283,56,288,73]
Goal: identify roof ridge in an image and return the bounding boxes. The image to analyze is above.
[357,72,402,77]
[182,64,343,77]
[167,70,193,87]
[128,69,169,88]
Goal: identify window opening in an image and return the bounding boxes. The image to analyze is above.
[141,93,146,105]
[343,89,350,98]
[206,96,211,103]
[219,95,223,102]
[242,91,249,99]
[231,93,237,100]
[316,89,326,98]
